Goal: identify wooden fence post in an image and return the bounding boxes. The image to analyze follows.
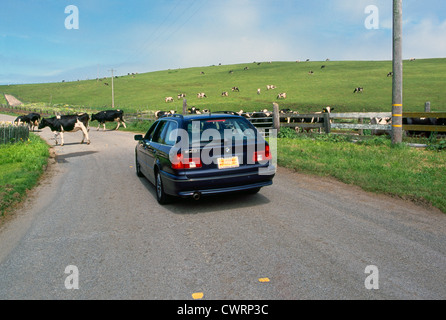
[272,103,280,133]
[359,117,364,136]
[183,99,188,115]
[323,113,331,134]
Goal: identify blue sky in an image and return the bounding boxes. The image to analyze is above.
[1,0,445,84]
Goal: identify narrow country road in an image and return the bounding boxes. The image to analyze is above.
[1,114,445,300]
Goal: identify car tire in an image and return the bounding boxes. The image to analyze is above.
[246,187,261,195]
[155,170,170,205]
[135,154,144,177]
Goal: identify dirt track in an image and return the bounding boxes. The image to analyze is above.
[0,113,445,300]
[3,94,23,107]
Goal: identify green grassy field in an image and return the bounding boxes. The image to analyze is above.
[0,94,7,105]
[1,58,445,113]
[0,134,50,217]
[276,132,446,213]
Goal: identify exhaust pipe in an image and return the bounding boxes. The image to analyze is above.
[193,192,201,201]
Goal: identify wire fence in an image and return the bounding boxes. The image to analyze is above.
[0,123,29,144]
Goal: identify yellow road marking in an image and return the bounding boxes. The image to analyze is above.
[192,292,204,300]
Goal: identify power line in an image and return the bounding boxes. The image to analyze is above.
[115,0,185,69]
[392,0,403,144]
[136,0,206,67]
[116,0,206,71]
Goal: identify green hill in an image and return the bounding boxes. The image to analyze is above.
[1,58,445,113]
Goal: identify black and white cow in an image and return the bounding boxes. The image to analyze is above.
[300,107,334,133]
[155,110,176,119]
[250,110,272,128]
[38,113,90,146]
[188,107,201,114]
[353,87,364,93]
[91,110,127,131]
[279,109,298,124]
[370,117,392,136]
[14,113,41,131]
[236,110,251,118]
[403,117,441,137]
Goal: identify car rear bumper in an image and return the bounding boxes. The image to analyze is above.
[160,166,275,198]
[177,181,273,197]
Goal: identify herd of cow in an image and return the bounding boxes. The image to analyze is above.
[164,85,288,103]
[155,106,335,131]
[155,106,445,136]
[13,110,126,146]
[11,106,444,147]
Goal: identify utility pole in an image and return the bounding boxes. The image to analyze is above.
[392,0,403,144]
[109,68,115,108]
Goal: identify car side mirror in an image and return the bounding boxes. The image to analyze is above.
[134,135,143,141]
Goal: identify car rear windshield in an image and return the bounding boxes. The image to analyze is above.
[184,118,257,143]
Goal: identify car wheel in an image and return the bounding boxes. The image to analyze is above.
[246,187,261,195]
[155,171,170,204]
[135,154,144,177]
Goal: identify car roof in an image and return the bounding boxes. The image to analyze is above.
[183,114,241,120]
[160,113,242,122]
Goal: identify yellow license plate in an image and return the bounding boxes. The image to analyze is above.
[217,157,239,169]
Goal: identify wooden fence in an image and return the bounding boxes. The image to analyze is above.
[0,124,29,144]
[280,112,392,133]
[3,103,445,136]
[277,111,446,134]
[107,110,446,136]
[401,112,446,133]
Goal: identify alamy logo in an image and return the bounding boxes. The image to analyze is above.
[64,265,79,289]
[364,265,379,290]
[364,5,380,30]
[65,5,79,30]
[167,125,276,176]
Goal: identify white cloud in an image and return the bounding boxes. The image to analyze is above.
[404,19,446,58]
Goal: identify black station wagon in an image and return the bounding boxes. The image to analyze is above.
[134,113,275,204]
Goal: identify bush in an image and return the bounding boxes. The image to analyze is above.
[0,123,29,144]
[278,127,298,139]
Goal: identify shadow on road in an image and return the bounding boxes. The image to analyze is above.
[137,177,271,214]
[56,151,99,163]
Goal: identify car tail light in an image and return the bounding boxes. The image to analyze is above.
[253,144,272,163]
[171,153,202,170]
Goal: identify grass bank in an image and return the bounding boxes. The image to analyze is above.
[2,59,445,113]
[277,132,446,213]
[0,134,50,217]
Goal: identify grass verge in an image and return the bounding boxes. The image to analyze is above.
[276,132,446,213]
[0,134,50,217]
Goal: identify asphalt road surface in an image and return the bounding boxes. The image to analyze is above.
[1,114,446,300]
